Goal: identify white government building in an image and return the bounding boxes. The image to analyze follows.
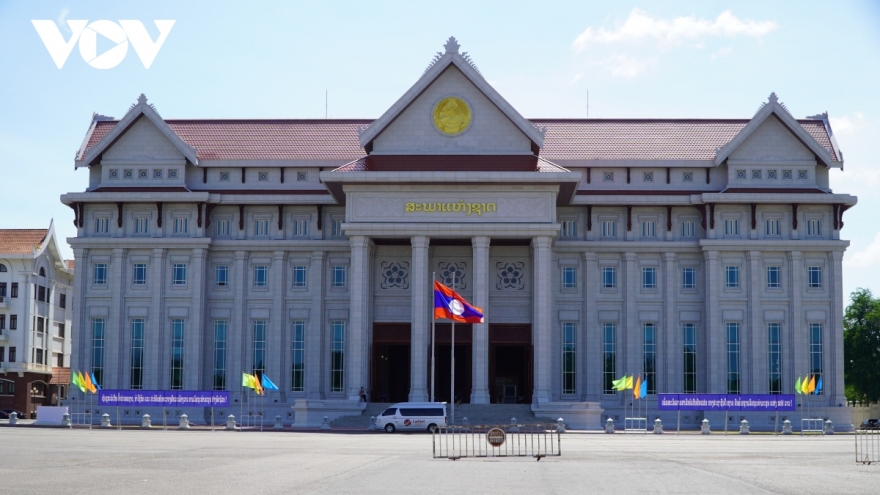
[62,38,856,429]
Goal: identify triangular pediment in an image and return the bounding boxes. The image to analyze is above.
[714,93,837,168]
[359,37,545,155]
[77,94,198,168]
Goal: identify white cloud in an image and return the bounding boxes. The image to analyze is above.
[570,73,583,84]
[572,9,778,52]
[830,111,866,135]
[845,230,880,268]
[711,47,733,59]
[605,55,654,78]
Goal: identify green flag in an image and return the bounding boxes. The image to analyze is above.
[794,376,802,395]
[614,375,628,391]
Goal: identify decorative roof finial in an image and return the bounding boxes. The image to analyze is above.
[768,92,778,104]
[444,36,460,55]
[137,93,148,105]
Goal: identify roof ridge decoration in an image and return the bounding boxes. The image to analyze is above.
[76,94,199,168]
[806,111,844,163]
[714,92,840,169]
[359,37,545,149]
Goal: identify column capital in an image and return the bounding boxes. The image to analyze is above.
[623,252,637,261]
[272,250,286,261]
[350,235,371,250]
[531,235,553,250]
[411,236,430,249]
[787,250,803,262]
[152,248,166,258]
[703,250,718,261]
[582,251,597,262]
[311,250,326,261]
[746,250,761,261]
[831,250,843,262]
[112,248,126,258]
[471,236,490,249]
[661,252,676,262]
[233,250,247,261]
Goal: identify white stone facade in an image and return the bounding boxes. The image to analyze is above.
[62,39,856,429]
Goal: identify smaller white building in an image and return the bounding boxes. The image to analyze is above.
[0,221,74,416]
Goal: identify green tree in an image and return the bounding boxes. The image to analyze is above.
[844,288,880,402]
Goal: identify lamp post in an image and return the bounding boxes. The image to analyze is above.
[31,386,39,419]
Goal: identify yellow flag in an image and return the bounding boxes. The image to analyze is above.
[242,372,253,389]
[625,375,634,389]
[802,375,811,394]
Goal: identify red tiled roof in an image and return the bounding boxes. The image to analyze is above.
[0,229,48,254]
[66,259,75,270]
[331,155,566,173]
[50,367,71,385]
[532,119,837,162]
[83,118,837,163]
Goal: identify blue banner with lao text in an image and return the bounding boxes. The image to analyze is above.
[98,390,230,408]
[657,394,796,411]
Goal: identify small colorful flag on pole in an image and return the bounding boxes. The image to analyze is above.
[242,372,254,389]
[639,377,648,399]
[807,375,816,394]
[612,376,627,391]
[433,281,484,323]
[252,374,264,395]
[815,376,823,395]
[83,371,96,394]
[72,370,86,393]
[625,375,634,390]
[801,375,812,395]
[633,375,642,399]
[261,374,279,392]
[90,371,101,392]
[794,376,802,395]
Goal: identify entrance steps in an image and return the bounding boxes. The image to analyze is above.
[329,403,535,429]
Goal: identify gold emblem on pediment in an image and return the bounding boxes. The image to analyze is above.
[432,96,471,135]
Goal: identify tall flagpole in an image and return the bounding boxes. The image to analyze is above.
[450,272,455,425]
[431,272,436,403]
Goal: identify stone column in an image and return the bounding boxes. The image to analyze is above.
[147,248,165,390]
[409,236,429,402]
[106,248,125,389]
[269,250,285,393]
[703,250,719,393]
[662,252,677,394]
[624,252,638,381]
[347,236,372,401]
[788,251,804,397]
[747,250,762,394]
[470,236,490,404]
[583,252,600,401]
[830,250,845,405]
[228,251,247,401]
[69,248,88,403]
[186,248,206,390]
[532,236,553,403]
[306,251,325,399]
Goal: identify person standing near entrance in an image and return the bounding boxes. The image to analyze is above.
[359,387,367,403]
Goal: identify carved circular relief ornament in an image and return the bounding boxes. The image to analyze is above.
[432,96,472,135]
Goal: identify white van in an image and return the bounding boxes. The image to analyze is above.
[375,402,447,433]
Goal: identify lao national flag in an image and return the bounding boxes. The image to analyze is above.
[433,281,483,323]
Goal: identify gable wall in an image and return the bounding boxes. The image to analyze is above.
[102,117,187,162]
[372,66,532,155]
[729,115,815,162]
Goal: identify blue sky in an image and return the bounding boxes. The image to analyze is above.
[1,0,878,298]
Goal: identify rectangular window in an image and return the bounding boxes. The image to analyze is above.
[808,266,822,288]
[292,265,307,288]
[0,347,4,362]
[641,220,656,237]
[765,219,780,236]
[725,266,739,289]
[95,217,109,234]
[252,320,267,374]
[767,266,781,289]
[254,265,268,287]
[170,319,185,390]
[332,219,343,237]
[92,318,105,387]
[216,219,231,236]
[562,322,576,395]
[603,323,616,394]
[58,323,65,338]
[38,286,46,302]
[643,323,656,395]
[682,267,696,290]
[9,347,16,362]
[0,282,5,298]
[10,283,18,298]
[60,293,66,309]
[602,267,616,289]
[0,315,5,330]
[601,220,616,238]
[215,265,229,286]
[94,263,108,285]
[173,216,188,235]
[213,321,227,390]
[255,219,269,237]
[561,266,576,289]
[561,220,577,238]
[293,219,309,237]
[681,221,695,238]
[133,263,147,285]
[768,323,782,394]
[130,319,145,390]
[332,266,346,288]
[330,321,345,392]
[10,315,17,330]
[134,216,149,235]
[807,219,821,237]
[641,267,656,289]
[291,320,305,392]
[727,322,740,394]
[37,317,44,333]
[172,263,187,285]
[810,323,823,395]
[35,349,43,364]
[683,323,696,393]
[724,219,739,236]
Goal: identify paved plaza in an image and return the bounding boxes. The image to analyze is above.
[0,427,875,494]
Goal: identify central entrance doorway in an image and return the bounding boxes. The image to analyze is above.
[430,324,472,404]
[489,325,532,404]
[371,324,411,403]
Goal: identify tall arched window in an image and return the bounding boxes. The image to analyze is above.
[39,267,45,277]
[0,264,7,272]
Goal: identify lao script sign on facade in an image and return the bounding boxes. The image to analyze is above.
[658,394,796,411]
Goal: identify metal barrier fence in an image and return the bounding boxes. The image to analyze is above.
[801,418,824,434]
[433,423,561,460]
[69,413,92,427]
[855,428,880,464]
[624,417,648,432]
